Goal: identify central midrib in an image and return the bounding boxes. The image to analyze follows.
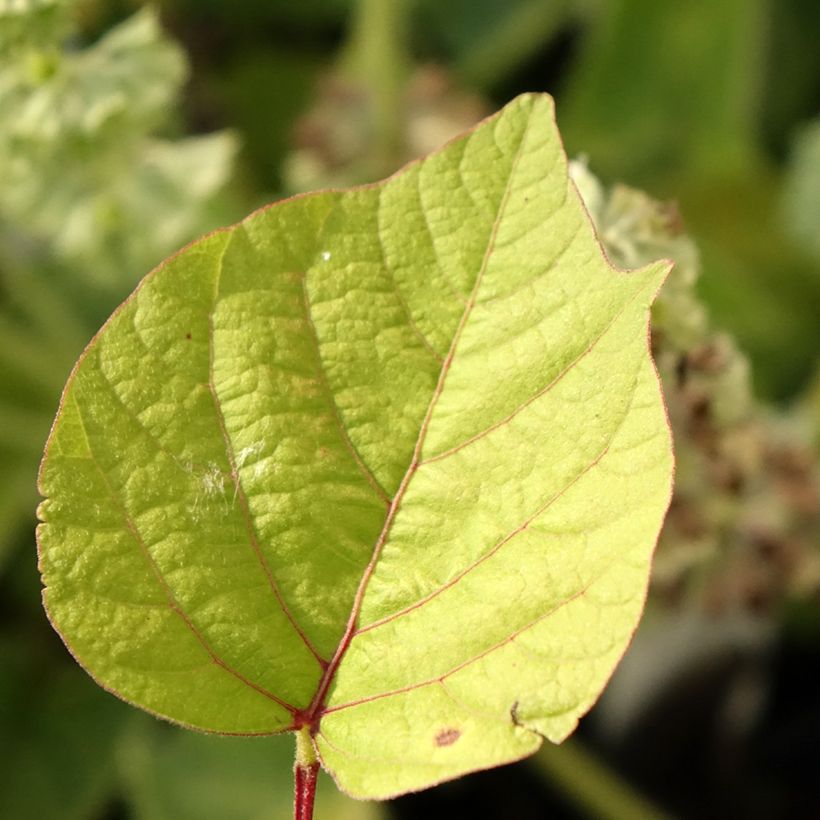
[297,117,534,730]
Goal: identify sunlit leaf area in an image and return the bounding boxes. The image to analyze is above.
[2,2,819,818]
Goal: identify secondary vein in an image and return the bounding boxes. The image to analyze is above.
[209,230,328,669]
[320,580,596,717]
[355,441,614,636]
[420,278,647,466]
[74,398,300,717]
[300,272,393,506]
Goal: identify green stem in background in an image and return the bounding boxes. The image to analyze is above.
[342,0,413,173]
[293,727,319,820]
[532,737,670,820]
[456,0,574,91]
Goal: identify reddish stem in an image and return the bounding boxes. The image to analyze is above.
[294,760,319,820]
[294,726,320,820]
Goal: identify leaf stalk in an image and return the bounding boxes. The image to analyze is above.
[294,726,320,820]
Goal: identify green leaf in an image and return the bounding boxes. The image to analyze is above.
[0,6,238,568]
[0,0,66,53]
[559,0,768,180]
[783,118,820,261]
[0,7,237,286]
[37,93,673,799]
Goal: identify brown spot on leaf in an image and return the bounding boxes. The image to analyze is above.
[435,728,461,747]
[185,332,192,340]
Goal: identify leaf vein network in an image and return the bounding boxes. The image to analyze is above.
[73,400,301,716]
[208,232,327,669]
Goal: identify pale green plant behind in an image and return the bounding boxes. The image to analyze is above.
[0,3,236,568]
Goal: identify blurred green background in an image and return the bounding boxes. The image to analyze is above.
[1,1,818,818]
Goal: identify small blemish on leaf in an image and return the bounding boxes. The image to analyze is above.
[321,251,331,262]
[510,701,521,726]
[185,332,192,340]
[435,728,461,747]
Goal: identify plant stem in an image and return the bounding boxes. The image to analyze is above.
[531,737,670,820]
[342,0,412,173]
[456,0,573,90]
[294,726,319,820]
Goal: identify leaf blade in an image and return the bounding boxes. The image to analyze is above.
[38,93,673,796]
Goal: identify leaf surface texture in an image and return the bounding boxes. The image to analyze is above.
[38,94,673,798]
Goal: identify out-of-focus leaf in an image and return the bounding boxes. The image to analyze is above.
[559,0,768,181]
[446,0,575,91]
[783,119,820,261]
[158,0,352,32]
[0,6,238,285]
[0,264,91,570]
[38,94,672,798]
[0,0,66,52]
[677,172,820,399]
[119,721,383,820]
[214,51,320,192]
[0,3,239,570]
[761,0,820,153]
[0,7,184,155]
[0,646,126,820]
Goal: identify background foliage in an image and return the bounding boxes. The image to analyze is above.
[1,1,818,818]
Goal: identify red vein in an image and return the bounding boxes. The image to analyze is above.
[209,236,328,670]
[304,120,534,724]
[300,274,392,506]
[321,582,594,717]
[356,441,612,636]
[74,400,300,717]
[321,349,647,719]
[421,280,647,466]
